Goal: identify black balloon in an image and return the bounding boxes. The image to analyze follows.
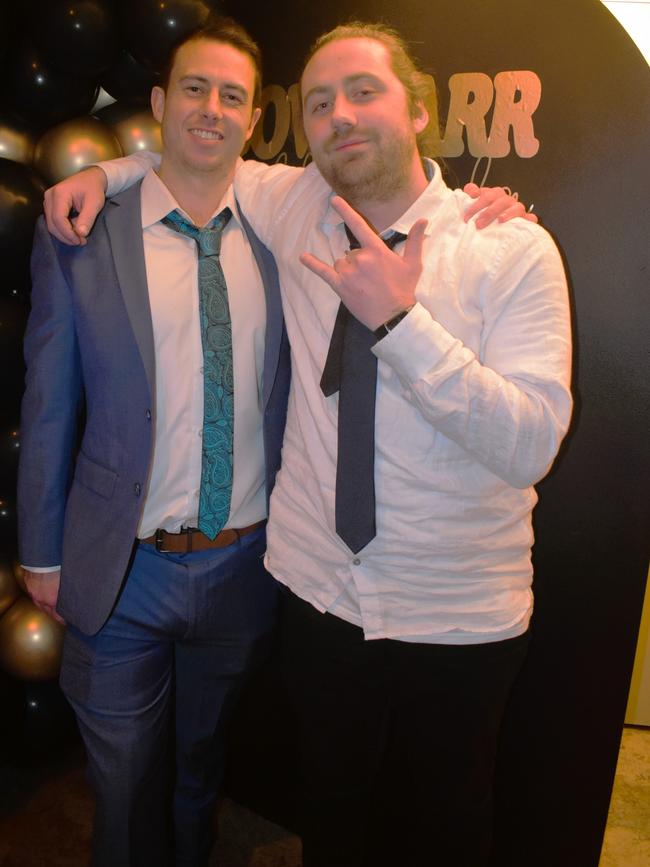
[0,159,44,297]
[0,670,25,764]
[21,681,79,757]
[120,0,225,74]
[4,41,99,127]
[29,0,120,78]
[0,300,28,499]
[0,490,17,553]
[0,4,10,66]
[0,425,21,491]
[100,49,160,106]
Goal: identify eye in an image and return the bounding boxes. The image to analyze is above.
[223,92,245,105]
[185,85,202,95]
[353,87,375,100]
[312,99,330,114]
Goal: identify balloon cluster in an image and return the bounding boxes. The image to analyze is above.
[0,0,224,685]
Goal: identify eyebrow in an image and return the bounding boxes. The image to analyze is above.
[302,72,383,105]
[179,75,249,97]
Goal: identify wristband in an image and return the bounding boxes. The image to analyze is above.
[373,304,414,340]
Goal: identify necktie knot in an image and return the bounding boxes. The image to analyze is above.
[344,223,407,252]
[162,207,232,257]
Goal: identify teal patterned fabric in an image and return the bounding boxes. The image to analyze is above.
[162,208,233,539]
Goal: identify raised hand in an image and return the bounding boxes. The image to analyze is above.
[463,182,538,229]
[299,197,427,332]
[44,165,108,246]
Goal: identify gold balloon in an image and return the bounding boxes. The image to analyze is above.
[0,560,20,618]
[34,116,123,185]
[13,560,27,593]
[109,109,162,156]
[0,120,36,165]
[0,596,64,681]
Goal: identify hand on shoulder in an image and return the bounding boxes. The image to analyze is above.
[44,166,108,246]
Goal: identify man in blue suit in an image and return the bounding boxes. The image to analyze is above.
[17,18,289,867]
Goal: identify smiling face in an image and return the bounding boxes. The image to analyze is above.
[151,38,261,187]
[301,37,428,208]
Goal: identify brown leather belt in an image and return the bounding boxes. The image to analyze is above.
[140,520,266,554]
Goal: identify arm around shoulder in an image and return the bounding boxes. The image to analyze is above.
[44,151,159,246]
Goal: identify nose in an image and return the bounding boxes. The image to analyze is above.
[331,93,355,133]
[201,89,223,120]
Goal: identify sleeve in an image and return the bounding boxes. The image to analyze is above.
[17,218,83,567]
[373,225,573,488]
[97,151,161,196]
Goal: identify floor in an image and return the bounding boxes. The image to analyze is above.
[212,801,301,867]
[600,726,650,866]
[0,726,647,866]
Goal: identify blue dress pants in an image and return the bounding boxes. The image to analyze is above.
[60,526,277,867]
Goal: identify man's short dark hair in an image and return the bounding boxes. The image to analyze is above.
[159,16,263,109]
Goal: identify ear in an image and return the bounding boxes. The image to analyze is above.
[244,105,262,142]
[151,86,166,124]
[412,99,429,136]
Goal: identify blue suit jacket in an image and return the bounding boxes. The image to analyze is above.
[17,181,290,635]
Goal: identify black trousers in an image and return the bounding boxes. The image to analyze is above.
[280,590,529,867]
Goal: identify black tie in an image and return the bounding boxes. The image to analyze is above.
[320,225,407,553]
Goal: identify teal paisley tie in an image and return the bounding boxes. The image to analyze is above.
[162,207,233,540]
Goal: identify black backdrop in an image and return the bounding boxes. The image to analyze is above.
[0,1,648,864]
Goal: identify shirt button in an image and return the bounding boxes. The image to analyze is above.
[352,557,361,566]
[199,367,204,375]
[197,430,203,438]
[134,483,141,496]
[145,409,152,421]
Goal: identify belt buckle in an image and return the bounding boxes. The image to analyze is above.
[154,528,172,553]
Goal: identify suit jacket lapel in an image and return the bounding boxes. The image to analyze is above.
[238,207,283,410]
[103,182,156,397]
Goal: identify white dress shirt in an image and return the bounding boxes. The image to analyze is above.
[137,168,267,537]
[102,154,572,644]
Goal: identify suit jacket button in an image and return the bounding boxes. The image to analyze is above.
[134,483,141,496]
[145,409,152,421]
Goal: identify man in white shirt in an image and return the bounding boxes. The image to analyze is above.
[18,19,290,867]
[40,20,546,867]
[263,24,570,866]
[235,24,570,867]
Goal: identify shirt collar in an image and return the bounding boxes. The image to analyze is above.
[321,157,446,240]
[140,167,242,230]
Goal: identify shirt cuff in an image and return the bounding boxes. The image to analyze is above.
[372,301,464,382]
[20,565,61,573]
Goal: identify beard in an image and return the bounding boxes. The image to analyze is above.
[313,126,418,206]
